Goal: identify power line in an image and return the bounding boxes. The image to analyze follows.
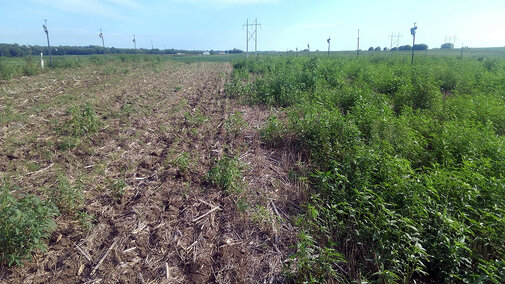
[243,18,261,58]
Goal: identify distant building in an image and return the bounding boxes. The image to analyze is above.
[202,51,210,55]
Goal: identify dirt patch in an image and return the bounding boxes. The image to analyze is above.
[1,60,302,283]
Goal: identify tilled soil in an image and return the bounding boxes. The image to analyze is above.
[0,60,304,283]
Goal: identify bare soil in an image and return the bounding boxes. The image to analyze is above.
[0,60,304,283]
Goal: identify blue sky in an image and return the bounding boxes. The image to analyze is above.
[1,0,504,51]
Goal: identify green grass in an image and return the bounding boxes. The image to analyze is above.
[229,55,505,283]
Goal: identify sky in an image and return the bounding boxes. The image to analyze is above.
[1,0,504,51]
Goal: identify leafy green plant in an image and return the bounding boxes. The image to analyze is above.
[110,178,127,201]
[74,211,96,232]
[224,111,248,137]
[184,109,207,127]
[65,103,102,137]
[0,180,58,266]
[206,156,244,193]
[259,114,285,146]
[48,174,83,214]
[230,55,505,282]
[171,152,192,174]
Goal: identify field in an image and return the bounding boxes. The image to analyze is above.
[1,51,505,283]
[0,56,303,282]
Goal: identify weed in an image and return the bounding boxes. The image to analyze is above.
[224,111,248,137]
[0,180,58,266]
[74,211,96,231]
[231,55,505,282]
[206,156,244,193]
[171,152,192,174]
[110,178,127,201]
[259,114,285,146]
[184,109,207,127]
[66,103,102,137]
[48,174,83,214]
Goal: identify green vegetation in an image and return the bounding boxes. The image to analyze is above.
[225,111,248,137]
[0,180,58,266]
[206,156,244,193]
[229,55,505,282]
[48,174,83,214]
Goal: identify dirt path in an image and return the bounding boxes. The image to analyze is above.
[1,60,302,283]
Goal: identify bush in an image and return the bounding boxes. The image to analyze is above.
[0,180,58,266]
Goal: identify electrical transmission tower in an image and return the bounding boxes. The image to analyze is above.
[42,19,52,67]
[389,32,394,49]
[133,34,136,51]
[396,33,402,49]
[243,18,261,58]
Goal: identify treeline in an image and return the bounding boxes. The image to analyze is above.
[0,43,243,57]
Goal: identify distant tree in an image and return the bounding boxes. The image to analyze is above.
[374,46,381,51]
[391,47,398,51]
[399,45,412,51]
[413,44,428,50]
[383,47,389,51]
[368,47,374,51]
[441,43,454,49]
[227,48,243,54]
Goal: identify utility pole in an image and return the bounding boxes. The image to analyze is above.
[396,33,402,50]
[460,43,464,59]
[254,18,259,57]
[245,19,248,58]
[99,28,105,54]
[42,19,52,67]
[410,22,417,65]
[307,42,310,55]
[357,29,360,59]
[243,18,261,58]
[133,34,136,51]
[151,40,154,50]
[327,37,331,57]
